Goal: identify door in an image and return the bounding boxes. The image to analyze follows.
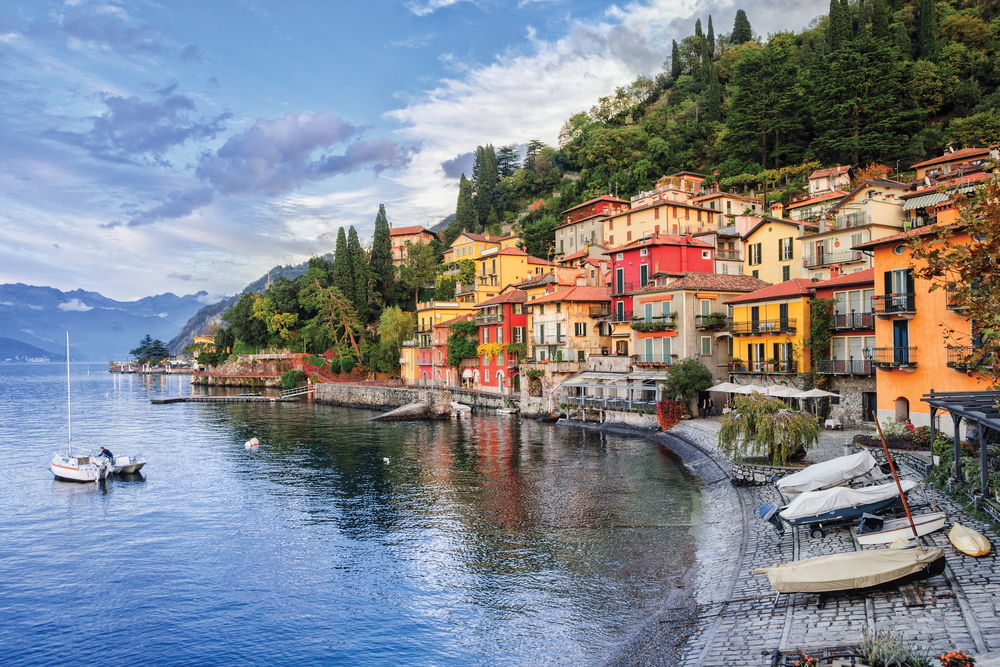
[779,303,789,331]
[751,306,760,334]
[892,320,909,364]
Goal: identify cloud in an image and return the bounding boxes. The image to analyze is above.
[404,0,468,17]
[61,10,163,53]
[197,111,418,196]
[179,44,200,61]
[102,187,215,228]
[441,151,474,179]
[167,272,193,281]
[58,298,93,311]
[47,89,232,163]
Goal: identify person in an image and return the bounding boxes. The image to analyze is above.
[99,447,114,460]
[706,397,715,417]
[905,419,915,434]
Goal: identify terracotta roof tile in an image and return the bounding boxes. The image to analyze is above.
[601,233,713,254]
[560,195,629,215]
[911,147,991,169]
[723,278,815,305]
[652,272,771,292]
[809,165,852,179]
[527,285,610,304]
[389,226,437,237]
[810,267,875,289]
[475,289,527,307]
[786,190,849,208]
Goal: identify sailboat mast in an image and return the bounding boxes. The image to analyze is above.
[873,413,918,538]
[66,332,72,454]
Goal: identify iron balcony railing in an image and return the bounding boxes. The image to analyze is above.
[632,354,675,365]
[610,309,634,324]
[803,249,865,268]
[589,305,612,318]
[831,312,874,330]
[728,360,798,373]
[947,346,995,369]
[802,212,870,235]
[532,335,566,345]
[946,287,962,310]
[715,249,743,261]
[815,359,873,375]
[866,346,917,367]
[475,314,502,325]
[695,314,729,331]
[730,318,797,335]
[872,293,916,315]
[564,396,658,412]
[611,281,641,296]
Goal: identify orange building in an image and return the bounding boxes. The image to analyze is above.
[389,226,439,265]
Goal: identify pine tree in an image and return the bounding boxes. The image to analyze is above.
[702,60,724,121]
[871,0,889,41]
[524,140,545,171]
[496,145,520,178]
[472,145,498,229]
[917,0,938,61]
[346,226,369,324]
[369,204,395,310]
[731,9,753,45]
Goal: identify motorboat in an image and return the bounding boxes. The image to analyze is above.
[855,511,948,545]
[754,546,946,593]
[111,454,147,474]
[50,332,112,483]
[775,451,886,495]
[761,479,917,537]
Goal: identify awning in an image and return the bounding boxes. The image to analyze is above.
[901,192,949,210]
[562,372,630,387]
[626,371,670,383]
[462,369,473,378]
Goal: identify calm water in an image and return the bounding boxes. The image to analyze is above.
[0,363,701,666]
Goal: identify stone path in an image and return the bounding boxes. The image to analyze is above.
[653,418,1000,667]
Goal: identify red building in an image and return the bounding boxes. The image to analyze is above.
[473,288,528,394]
[604,233,714,323]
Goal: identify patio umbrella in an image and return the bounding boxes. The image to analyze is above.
[765,385,806,398]
[706,382,742,393]
[796,388,840,399]
[732,384,767,394]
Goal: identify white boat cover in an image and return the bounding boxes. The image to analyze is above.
[779,480,915,521]
[776,451,878,494]
[754,546,944,593]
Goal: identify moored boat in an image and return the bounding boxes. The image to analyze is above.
[775,451,884,495]
[761,479,916,537]
[753,546,946,593]
[855,511,947,545]
[949,523,991,556]
[111,454,147,474]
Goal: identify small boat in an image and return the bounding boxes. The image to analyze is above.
[949,523,991,556]
[761,480,917,538]
[111,454,147,474]
[450,401,472,413]
[776,451,885,495]
[856,511,947,545]
[754,546,946,593]
[51,333,112,483]
[496,407,519,415]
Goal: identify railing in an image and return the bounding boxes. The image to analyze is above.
[947,346,995,369]
[946,287,962,310]
[728,360,798,373]
[802,212,870,235]
[872,293,916,315]
[455,282,476,295]
[532,336,566,345]
[611,281,640,296]
[610,309,634,323]
[815,359,873,375]
[803,249,865,268]
[589,306,612,318]
[632,354,675,366]
[477,276,499,287]
[564,396,657,412]
[866,346,917,367]
[715,250,742,261]
[730,318,797,335]
[475,314,502,325]
[630,320,677,332]
[831,312,874,330]
[695,314,729,331]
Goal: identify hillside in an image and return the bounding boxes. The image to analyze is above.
[0,336,65,363]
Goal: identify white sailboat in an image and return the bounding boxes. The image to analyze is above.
[50,333,112,482]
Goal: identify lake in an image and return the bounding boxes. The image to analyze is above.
[0,363,701,666]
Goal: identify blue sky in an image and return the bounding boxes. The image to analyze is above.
[0,0,827,302]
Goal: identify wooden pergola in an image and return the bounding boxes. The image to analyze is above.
[922,389,1000,502]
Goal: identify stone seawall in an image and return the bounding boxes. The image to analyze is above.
[314,383,426,410]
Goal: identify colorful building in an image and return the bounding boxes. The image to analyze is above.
[602,173,720,247]
[454,247,555,305]
[389,226,439,265]
[471,288,528,394]
[910,147,992,182]
[740,217,816,284]
[724,279,814,379]
[442,232,521,264]
[554,195,629,259]
[526,285,612,362]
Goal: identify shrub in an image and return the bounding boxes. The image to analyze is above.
[860,626,931,667]
[718,393,820,465]
[656,400,687,430]
[340,356,356,374]
[307,355,326,368]
[281,369,307,388]
[328,357,342,374]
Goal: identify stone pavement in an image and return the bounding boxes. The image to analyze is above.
[651,417,1000,667]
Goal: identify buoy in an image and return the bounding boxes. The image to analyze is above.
[244,437,260,449]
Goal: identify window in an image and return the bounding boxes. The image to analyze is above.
[639,247,648,256]
[748,243,762,265]
[662,301,671,317]
[782,265,790,281]
[537,325,545,344]
[556,322,563,342]
[640,264,649,286]
[577,350,586,361]
[778,237,794,261]
[539,305,544,315]
[556,302,561,313]
[496,328,503,344]
[702,250,711,260]
[616,253,624,261]
[513,327,525,343]
[575,322,587,336]
[513,303,523,314]
[700,299,710,315]
[482,329,489,344]
[560,239,564,253]
[752,270,759,279]
[644,303,653,322]
[701,336,712,356]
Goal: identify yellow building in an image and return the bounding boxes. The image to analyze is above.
[442,232,520,264]
[724,279,814,379]
[602,172,720,247]
[741,217,817,284]
[525,285,612,362]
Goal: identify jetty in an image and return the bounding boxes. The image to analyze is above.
[151,386,314,405]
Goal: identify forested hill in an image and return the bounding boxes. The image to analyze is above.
[443,0,1000,257]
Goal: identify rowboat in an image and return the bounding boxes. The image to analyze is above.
[754,546,946,593]
[855,511,947,545]
[776,451,884,495]
[761,480,916,538]
[949,523,991,557]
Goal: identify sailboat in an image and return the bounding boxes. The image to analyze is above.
[50,333,112,482]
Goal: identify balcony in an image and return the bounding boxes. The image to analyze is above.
[715,250,743,261]
[477,275,500,287]
[872,294,916,316]
[611,281,640,296]
[728,360,798,374]
[803,249,865,268]
[730,318,797,336]
[610,309,634,324]
[802,212,870,236]
[866,347,917,368]
[831,312,874,330]
[632,354,675,366]
[695,314,730,331]
[533,335,566,345]
[815,359,873,375]
[630,318,677,333]
[946,286,963,310]
[455,282,477,295]
[947,346,995,370]
[589,305,612,318]
[475,314,502,325]
[564,395,658,412]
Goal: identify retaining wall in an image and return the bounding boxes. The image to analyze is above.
[314,383,425,410]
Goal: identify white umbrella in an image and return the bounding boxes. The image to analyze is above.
[796,388,839,398]
[765,385,806,398]
[732,384,767,394]
[707,382,742,392]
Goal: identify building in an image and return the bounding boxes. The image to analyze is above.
[441,232,521,264]
[740,217,816,284]
[452,247,555,305]
[786,190,850,222]
[389,226,439,266]
[470,288,528,394]
[689,191,765,223]
[602,173,720,246]
[724,279,814,380]
[807,165,852,194]
[693,224,744,275]
[910,147,992,183]
[554,196,628,259]
[526,285,612,362]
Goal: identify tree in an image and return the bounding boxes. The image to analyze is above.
[827,0,852,51]
[333,227,352,305]
[447,174,477,245]
[347,226,370,324]
[223,292,270,349]
[870,0,889,42]
[670,39,682,79]
[519,213,559,259]
[298,279,363,358]
[718,393,821,465]
[523,139,546,171]
[399,241,437,306]
[446,319,478,367]
[369,204,396,310]
[731,9,753,45]
[372,306,415,375]
[472,145,499,229]
[496,145,520,178]
[130,335,171,364]
[706,15,715,59]
[916,0,938,61]
[909,175,1000,384]
[660,359,713,401]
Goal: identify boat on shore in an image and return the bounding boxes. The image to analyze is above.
[949,523,991,556]
[855,511,947,545]
[761,479,916,537]
[775,451,886,495]
[754,546,946,593]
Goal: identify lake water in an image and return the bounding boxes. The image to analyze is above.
[0,363,701,666]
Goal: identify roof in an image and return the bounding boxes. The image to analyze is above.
[560,248,590,261]
[492,247,528,257]
[475,289,527,308]
[454,232,518,244]
[828,179,911,213]
[810,268,875,290]
[786,190,849,209]
[689,192,764,204]
[633,272,772,294]
[742,216,817,239]
[389,226,436,238]
[602,233,713,254]
[911,147,991,170]
[724,278,815,305]
[852,224,946,250]
[560,195,629,215]
[527,285,610,304]
[809,165,851,179]
[434,314,473,328]
[604,198,716,220]
[527,256,555,266]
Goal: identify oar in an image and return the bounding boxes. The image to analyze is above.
[872,413,919,540]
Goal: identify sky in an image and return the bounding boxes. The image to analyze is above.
[0,0,828,302]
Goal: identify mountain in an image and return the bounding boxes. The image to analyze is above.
[0,336,65,363]
[0,284,214,361]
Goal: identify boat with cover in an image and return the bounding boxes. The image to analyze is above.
[856,511,947,545]
[50,333,112,482]
[949,523,991,556]
[775,451,885,495]
[754,546,946,593]
[761,480,916,537]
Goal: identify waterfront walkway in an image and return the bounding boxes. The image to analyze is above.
[648,418,1000,667]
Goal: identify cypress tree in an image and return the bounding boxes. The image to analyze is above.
[917,0,938,61]
[369,204,395,309]
[827,0,851,51]
[333,227,351,301]
[670,39,682,79]
[871,0,889,41]
[731,9,753,45]
[472,145,498,230]
[446,173,476,245]
[703,60,724,121]
[347,226,369,324]
[707,15,715,59]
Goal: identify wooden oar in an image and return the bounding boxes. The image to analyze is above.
[872,413,919,540]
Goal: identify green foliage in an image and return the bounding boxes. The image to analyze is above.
[505,342,527,358]
[807,298,836,363]
[280,369,307,388]
[369,204,396,309]
[129,334,171,364]
[339,355,356,374]
[447,319,479,367]
[718,393,820,465]
[434,277,457,301]
[661,359,713,400]
[519,213,559,259]
[328,357,342,374]
[859,626,932,667]
[399,241,438,307]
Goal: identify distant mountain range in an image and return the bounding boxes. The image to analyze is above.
[0,336,65,362]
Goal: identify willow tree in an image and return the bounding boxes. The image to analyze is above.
[718,393,820,465]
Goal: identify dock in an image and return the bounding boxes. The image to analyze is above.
[151,386,314,405]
